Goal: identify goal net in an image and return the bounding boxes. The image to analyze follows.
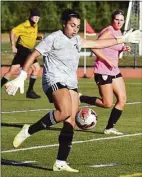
[123,0,142,57]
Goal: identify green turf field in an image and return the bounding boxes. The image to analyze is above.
[1,78,142,177]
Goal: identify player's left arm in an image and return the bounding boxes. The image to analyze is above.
[82,37,120,49]
[82,29,121,48]
[5,50,41,95]
[91,29,118,68]
[5,34,54,96]
[23,49,41,72]
[82,29,141,48]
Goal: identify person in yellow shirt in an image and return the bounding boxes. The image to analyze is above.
[1,8,42,99]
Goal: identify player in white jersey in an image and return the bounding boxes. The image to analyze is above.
[5,9,141,172]
[37,29,82,100]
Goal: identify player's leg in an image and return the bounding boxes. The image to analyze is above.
[2,44,26,89]
[13,85,72,148]
[1,65,21,87]
[97,83,114,108]
[112,76,126,110]
[104,74,126,135]
[26,61,41,99]
[80,74,114,108]
[53,89,79,172]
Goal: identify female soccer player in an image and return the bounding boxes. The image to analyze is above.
[80,9,131,135]
[5,9,140,172]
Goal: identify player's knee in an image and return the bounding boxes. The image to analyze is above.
[32,64,41,75]
[34,64,41,73]
[103,101,113,108]
[118,95,127,107]
[35,64,41,73]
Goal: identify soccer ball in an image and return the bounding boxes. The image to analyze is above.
[76,107,97,130]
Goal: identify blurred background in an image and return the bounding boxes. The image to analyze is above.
[1,1,142,68]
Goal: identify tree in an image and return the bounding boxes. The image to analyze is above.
[1,1,129,32]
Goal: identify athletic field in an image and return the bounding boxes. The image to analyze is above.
[1,78,142,177]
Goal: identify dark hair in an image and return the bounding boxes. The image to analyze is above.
[61,9,80,24]
[30,8,40,17]
[111,9,124,21]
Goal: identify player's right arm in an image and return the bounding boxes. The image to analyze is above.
[92,49,117,68]
[91,29,118,68]
[5,49,41,96]
[23,50,41,72]
[10,22,24,53]
[10,29,18,53]
[5,34,54,96]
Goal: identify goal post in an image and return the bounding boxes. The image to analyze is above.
[139,1,142,56]
[121,0,142,59]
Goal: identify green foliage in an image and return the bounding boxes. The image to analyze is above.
[1,1,129,32]
[39,2,60,31]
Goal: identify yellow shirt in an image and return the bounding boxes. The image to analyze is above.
[12,20,38,49]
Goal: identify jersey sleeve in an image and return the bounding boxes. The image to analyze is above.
[35,34,54,56]
[12,23,25,38]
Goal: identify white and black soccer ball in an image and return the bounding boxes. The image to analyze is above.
[76,107,97,130]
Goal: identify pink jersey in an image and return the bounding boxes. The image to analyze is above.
[94,25,124,76]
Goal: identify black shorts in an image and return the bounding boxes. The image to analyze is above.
[12,44,38,67]
[94,73,122,85]
[45,82,78,103]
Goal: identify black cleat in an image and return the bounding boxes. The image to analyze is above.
[26,91,41,99]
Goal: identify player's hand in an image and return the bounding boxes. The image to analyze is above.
[123,29,141,43]
[5,70,27,96]
[122,45,131,52]
[12,46,18,53]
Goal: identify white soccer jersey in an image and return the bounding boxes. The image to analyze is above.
[35,30,82,92]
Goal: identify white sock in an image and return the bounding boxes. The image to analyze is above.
[24,126,31,137]
[56,160,66,166]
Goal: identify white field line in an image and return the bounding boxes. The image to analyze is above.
[10,161,36,165]
[1,102,142,114]
[1,108,53,114]
[123,83,142,85]
[1,133,142,154]
[79,81,142,85]
[88,163,118,168]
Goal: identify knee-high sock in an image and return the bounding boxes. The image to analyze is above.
[106,107,122,129]
[27,75,37,92]
[57,122,74,161]
[1,77,8,87]
[80,95,97,105]
[28,111,57,134]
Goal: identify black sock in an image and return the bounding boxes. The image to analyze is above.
[80,95,97,105]
[1,77,8,87]
[106,107,122,129]
[28,111,57,134]
[27,76,37,92]
[57,122,74,161]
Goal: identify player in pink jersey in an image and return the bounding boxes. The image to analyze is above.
[80,9,131,135]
